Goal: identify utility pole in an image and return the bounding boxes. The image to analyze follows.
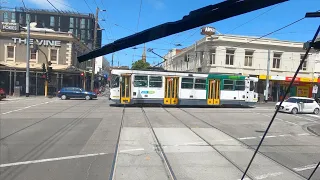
[265,49,270,102]
[91,7,99,91]
[26,15,30,97]
[111,53,114,67]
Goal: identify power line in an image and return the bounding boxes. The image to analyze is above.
[46,0,60,12]
[49,0,79,13]
[21,0,26,9]
[136,0,143,32]
[225,4,279,34]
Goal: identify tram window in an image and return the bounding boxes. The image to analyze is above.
[111,75,120,88]
[134,75,148,87]
[181,78,194,89]
[235,80,245,90]
[250,80,255,91]
[149,76,162,87]
[223,79,234,90]
[195,78,206,89]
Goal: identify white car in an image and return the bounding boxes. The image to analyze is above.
[275,97,320,114]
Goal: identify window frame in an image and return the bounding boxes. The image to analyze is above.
[50,16,55,27]
[3,12,8,22]
[80,18,86,29]
[181,77,194,89]
[49,48,59,64]
[272,53,281,69]
[133,75,148,87]
[223,79,234,90]
[30,49,38,63]
[235,80,245,90]
[225,49,235,65]
[194,78,206,89]
[210,49,216,65]
[5,45,15,62]
[244,51,254,67]
[11,12,16,23]
[69,17,74,28]
[149,76,162,88]
[300,54,307,71]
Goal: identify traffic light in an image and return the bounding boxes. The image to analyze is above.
[47,67,52,83]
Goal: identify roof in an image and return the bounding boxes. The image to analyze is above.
[289,96,315,100]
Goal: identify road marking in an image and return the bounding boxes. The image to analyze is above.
[183,142,205,145]
[265,135,276,138]
[278,134,292,137]
[0,153,108,168]
[288,114,319,123]
[256,113,299,125]
[255,172,283,179]
[293,164,318,172]
[238,137,257,140]
[297,133,311,136]
[306,114,320,118]
[1,100,56,115]
[119,148,144,153]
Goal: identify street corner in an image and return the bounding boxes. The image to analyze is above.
[306,124,320,136]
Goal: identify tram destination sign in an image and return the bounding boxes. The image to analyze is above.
[0,22,20,32]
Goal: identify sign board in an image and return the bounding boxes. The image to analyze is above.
[0,22,20,32]
[313,85,318,94]
[200,27,215,36]
[12,38,61,47]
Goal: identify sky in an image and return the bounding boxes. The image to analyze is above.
[4,0,320,67]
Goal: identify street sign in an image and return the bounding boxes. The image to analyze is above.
[312,85,318,94]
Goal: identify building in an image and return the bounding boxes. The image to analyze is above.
[0,24,92,96]
[0,7,102,48]
[95,56,110,74]
[164,34,320,101]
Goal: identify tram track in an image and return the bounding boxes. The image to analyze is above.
[0,99,105,180]
[162,107,255,180]
[176,108,308,180]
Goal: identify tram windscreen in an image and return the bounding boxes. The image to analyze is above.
[111,75,120,88]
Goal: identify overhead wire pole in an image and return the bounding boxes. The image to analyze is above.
[25,12,30,97]
[91,7,99,92]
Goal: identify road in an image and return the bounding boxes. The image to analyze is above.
[0,98,319,180]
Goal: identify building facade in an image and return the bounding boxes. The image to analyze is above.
[0,7,102,48]
[0,27,92,96]
[164,34,320,101]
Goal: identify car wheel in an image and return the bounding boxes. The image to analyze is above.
[61,95,67,100]
[313,108,319,115]
[85,95,91,100]
[291,108,298,114]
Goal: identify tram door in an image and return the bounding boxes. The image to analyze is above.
[164,77,179,105]
[207,79,220,105]
[120,75,131,104]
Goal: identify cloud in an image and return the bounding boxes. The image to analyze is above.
[26,0,72,11]
[147,0,165,10]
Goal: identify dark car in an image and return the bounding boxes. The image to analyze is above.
[0,88,6,100]
[57,87,97,100]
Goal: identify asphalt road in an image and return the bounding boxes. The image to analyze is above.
[0,98,319,180]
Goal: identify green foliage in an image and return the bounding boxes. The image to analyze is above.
[131,60,150,70]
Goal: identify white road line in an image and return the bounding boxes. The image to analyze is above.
[1,100,56,115]
[265,135,276,138]
[297,133,311,136]
[293,164,318,172]
[278,134,292,137]
[306,114,320,118]
[0,153,108,168]
[238,137,257,140]
[119,148,144,153]
[183,142,205,145]
[289,114,319,123]
[255,112,299,125]
[255,172,283,179]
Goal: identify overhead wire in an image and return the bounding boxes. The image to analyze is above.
[46,0,61,12]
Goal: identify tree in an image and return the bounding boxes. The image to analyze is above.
[131,60,150,70]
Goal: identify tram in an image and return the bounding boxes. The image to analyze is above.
[109,69,258,106]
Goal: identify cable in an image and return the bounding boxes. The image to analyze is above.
[21,0,26,9]
[49,0,80,13]
[136,0,143,32]
[82,0,94,14]
[307,161,320,180]
[225,4,279,34]
[46,0,60,12]
[240,25,320,180]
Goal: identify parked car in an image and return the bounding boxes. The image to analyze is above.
[57,87,97,100]
[0,88,6,100]
[275,96,320,114]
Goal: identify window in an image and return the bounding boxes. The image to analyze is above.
[87,19,91,29]
[195,78,206,89]
[80,19,86,29]
[87,30,91,39]
[235,80,245,90]
[19,13,23,24]
[134,75,148,87]
[81,30,86,41]
[111,75,119,88]
[210,49,215,64]
[244,51,253,67]
[58,17,61,27]
[285,98,298,103]
[11,13,16,23]
[50,16,55,26]
[69,17,74,28]
[3,12,8,22]
[30,50,37,61]
[75,18,78,28]
[26,14,30,22]
[149,76,162,87]
[300,54,307,71]
[6,46,14,58]
[250,81,255,91]
[226,49,235,65]
[181,78,194,89]
[69,29,73,33]
[75,29,78,37]
[49,49,58,63]
[223,79,234,90]
[273,53,281,69]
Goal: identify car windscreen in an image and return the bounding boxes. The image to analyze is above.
[285,98,298,103]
